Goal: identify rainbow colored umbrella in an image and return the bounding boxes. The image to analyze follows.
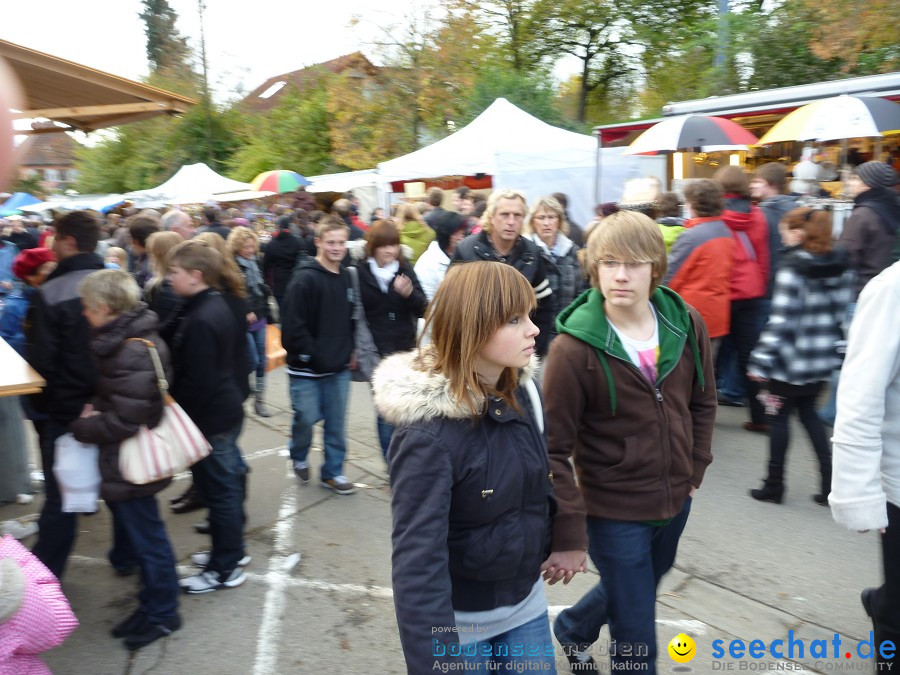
[250,170,311,193]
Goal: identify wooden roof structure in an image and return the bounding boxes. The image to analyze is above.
[0,39,196,135]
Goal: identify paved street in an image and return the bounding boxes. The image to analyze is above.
[1,367,884,675]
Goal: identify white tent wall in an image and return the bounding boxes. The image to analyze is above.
[493,152,666,228]
[377,99,668,227]
[307,169,385,223]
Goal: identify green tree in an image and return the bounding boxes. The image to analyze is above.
[460,0,546,73]
[461,66,573,129]
[139,0,195,81]
[228,85,336,180]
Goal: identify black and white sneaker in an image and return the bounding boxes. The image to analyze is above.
[191,551,251,568]
[180,568,246,594]
[321,475,356,495]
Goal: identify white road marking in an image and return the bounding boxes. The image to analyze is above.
[251,489,298,675]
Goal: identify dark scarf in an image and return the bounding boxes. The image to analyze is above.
[854,187,900,235]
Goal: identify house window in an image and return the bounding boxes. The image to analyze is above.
[258,81,286,99]
[65,169,79,182]
[44,169,61,182]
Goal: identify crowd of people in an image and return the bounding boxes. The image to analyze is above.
[0,162,898,672]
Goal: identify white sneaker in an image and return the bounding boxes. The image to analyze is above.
[191,551,251,568]
[180,568,246,594]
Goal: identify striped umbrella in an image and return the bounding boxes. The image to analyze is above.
[757,95,900,144]
[250,170,311,193]
[623,115,758,155]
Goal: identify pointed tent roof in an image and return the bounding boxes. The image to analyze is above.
[125,163,251,206]
[377,99,597,179]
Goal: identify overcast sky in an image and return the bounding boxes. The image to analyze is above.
[1,0,428,102]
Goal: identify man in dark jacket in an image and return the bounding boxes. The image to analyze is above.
[262,214,305,317]
[27,210,105,578]
[198,206,230,240]
[423,186,447,228]
[840,161,900,300]
[281,217,356,495]
[453,189,556,356]
[751,162,798,297]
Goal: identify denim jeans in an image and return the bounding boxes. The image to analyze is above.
[192,423,246,573]
[376,414,394,460]
[247,327,267,383]
[288,371,350,481]
[31,418,77,579]
[731,297,769,424]
[458,611,557,673]
[554,498,692,674]
[107,496,179,622]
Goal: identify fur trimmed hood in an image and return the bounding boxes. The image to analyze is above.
[372,347,539,427]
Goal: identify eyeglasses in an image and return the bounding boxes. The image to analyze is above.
[595,260,651,270]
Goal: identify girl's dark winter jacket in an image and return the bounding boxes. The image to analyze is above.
[165,288,245,436]
[372,349,552,675]
[69,305,173,502]
[353,259,427,357]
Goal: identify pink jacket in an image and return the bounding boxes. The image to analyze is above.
[0,535,78,674]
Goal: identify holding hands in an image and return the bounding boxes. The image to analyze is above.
[541,550,587,585]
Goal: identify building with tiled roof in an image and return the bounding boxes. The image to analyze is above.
[17,126,79,190]
[240,52,378,112]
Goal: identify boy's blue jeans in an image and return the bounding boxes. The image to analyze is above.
[288,371,350,481]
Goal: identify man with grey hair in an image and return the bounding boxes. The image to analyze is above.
[452,189,556,356]
[160,209,196,240]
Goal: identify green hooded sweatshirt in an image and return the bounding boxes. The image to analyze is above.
[555,285,705,415]
[400,220,436,265]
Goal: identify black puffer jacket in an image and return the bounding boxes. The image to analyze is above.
[27,252,105,422]
[372,349,553,674]
[69,305,173,501]
[353,259,427,357]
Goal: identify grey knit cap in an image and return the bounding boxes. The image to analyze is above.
[856,161,899,189]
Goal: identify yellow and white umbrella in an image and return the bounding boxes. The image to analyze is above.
[758,95,900,144]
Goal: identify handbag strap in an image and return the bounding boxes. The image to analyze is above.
[125,338,169,396]
[347,266,365,323]
[524,378,544,434]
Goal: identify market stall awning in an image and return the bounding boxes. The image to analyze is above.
[0,39,196,134]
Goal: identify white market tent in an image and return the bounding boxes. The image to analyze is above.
[377,98,665,226]
[307,169,381,221]
[125,163,252,207]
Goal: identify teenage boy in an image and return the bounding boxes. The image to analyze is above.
[166,241,248,593]
[542,210,717,673]
[281,216,357,495]
[28,210,104,579]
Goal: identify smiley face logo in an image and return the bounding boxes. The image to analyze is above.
[668,633,696,663]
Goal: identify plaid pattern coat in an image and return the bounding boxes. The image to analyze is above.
[749,246,854,385]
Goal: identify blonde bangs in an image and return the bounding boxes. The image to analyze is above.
[586,210,667,291]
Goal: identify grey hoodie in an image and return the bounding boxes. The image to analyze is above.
[758,194,798,296]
